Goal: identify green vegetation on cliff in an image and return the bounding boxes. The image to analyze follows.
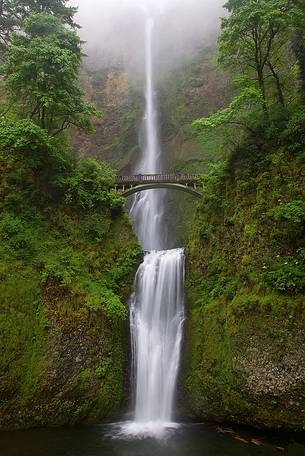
[159,48,229,174]
[184,0,305,430]
[0,4,140,430]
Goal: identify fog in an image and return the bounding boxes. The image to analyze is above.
[70,0,225,73]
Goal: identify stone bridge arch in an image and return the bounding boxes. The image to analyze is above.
[115,174,202,198]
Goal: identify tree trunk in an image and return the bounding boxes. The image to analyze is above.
[257,67,269,120]
[253,29,269,121]
[41,106,46,130]
[267,61,285,107]
[292,29,305,102]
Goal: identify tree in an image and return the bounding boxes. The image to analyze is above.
[1,13,99,136]
[0,0,77,52]
[219,0,304,113]
[290,0,305,101]
[292,31,305,100]
[192,88,263,134]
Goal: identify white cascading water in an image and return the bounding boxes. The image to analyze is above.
[129,17,166,250]
[130,250,185,425]
[123,15,185,438]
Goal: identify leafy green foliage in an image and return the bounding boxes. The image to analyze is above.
[0,213,34,255]
[0,0,142,430]
[185,1,305,430]
[0,0,77,52]
[267,200,305,224]
[192,88,263,136]
[265,250,305,293]
[281,106,305,154]
[40,247,83,287]
[62,158,117,210]
[0,118,52,168]
[82,214,111,241]
[220,0,305,103]
[0,118,123,215]
[84,283,127,321]
[1,13,99,135]
[196,162,227,208]
[193,0,305,147]
[95,358,111,380]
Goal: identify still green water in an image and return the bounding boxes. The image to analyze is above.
[1,423,305,456]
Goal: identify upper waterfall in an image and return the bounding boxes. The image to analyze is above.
[129,17,167,251]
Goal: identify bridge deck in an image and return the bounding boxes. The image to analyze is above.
[116,173,200,186]
[115,173,202,198]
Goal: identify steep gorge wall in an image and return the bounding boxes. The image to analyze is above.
[0,41,215,432]
[73,47,229,176]
[68,50,305,432]
[183,142,305,430]
[158,48,229,173]
[0,200,141,429]
[71,67,142,173]
[158,47,229,245]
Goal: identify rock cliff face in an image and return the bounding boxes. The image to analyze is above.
[184,296,305,429]
[72,47,229,176]
[158,48,229,173]
[0,208,141,430]
[71,68,142,173]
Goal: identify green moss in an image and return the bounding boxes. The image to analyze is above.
[184,139,305,430]
[184,292,305,428]
[0,202,140,429]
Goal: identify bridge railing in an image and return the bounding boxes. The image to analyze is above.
[116,173,200,185]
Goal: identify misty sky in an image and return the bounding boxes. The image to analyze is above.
[70,0,225,72]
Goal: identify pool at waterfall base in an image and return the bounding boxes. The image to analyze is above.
[1,422,305,456]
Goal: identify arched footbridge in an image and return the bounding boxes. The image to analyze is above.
[115,174,202,198]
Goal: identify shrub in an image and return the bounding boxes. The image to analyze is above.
[63,158,117,210]
[266,265,305,294]
[281,107,305,155]
[40,248,83,287]
[265,250,305,294]
[267,200,305,224]
[0,214,24,239]
[95,358,111,380]
[0,213,34,254]
[82,214,111,241]
[84,282,127,321]
[0,119,51,164]
[107,191,125,213]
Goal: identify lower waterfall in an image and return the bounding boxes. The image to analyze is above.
[122,249,185,438]
[132,250,185,420]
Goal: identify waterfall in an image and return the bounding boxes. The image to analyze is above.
[129,17,168,251]
[130,250,185,424]
[122,15,185,438]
